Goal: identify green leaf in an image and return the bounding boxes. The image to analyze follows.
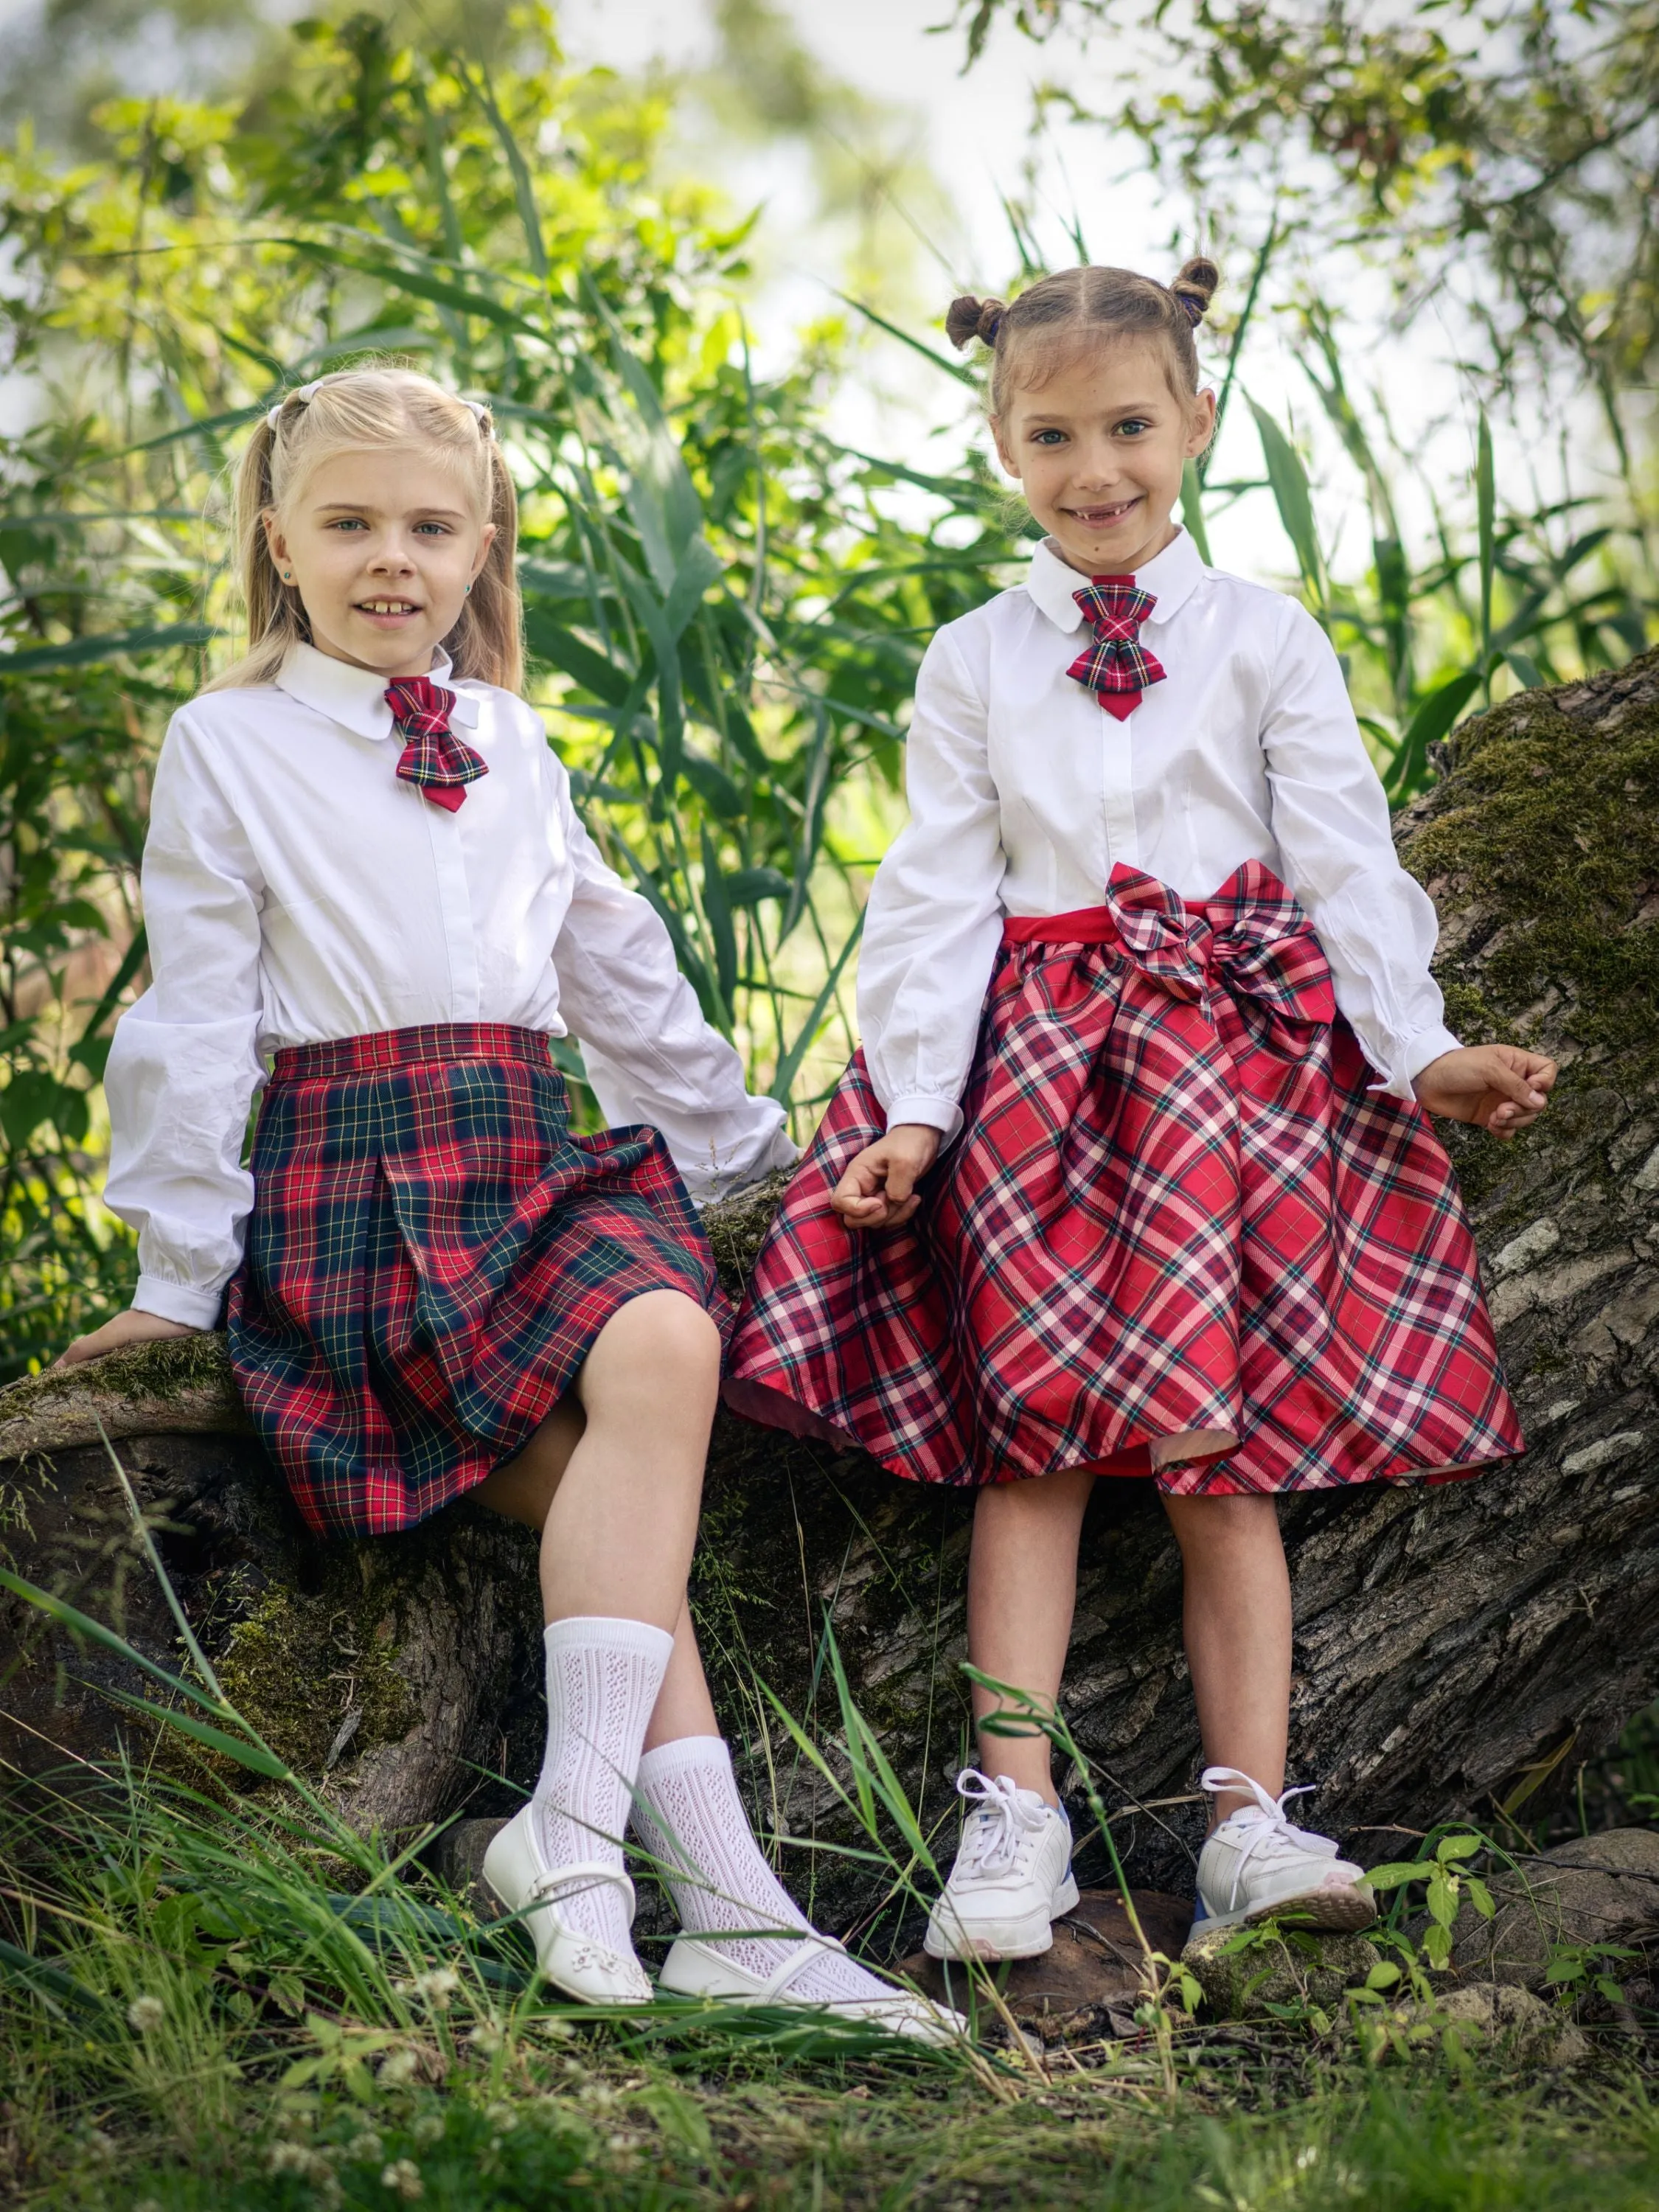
[524,613,633,705]
[700,823,738,1006]
[1433,1832,1484,1863]
[1383,668,1483,804]
[0,1937,116,2023]
[1362,1860,1436,1891]
[0,623,213,676]
[833,293,975,385]
[1180,459,1213,564]
[1476,408,1495,665]
[725,866,791,908]
[1248,397,1326,614]
[102,1687,293,1780]
[282,238,547,340]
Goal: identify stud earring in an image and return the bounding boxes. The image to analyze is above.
[465,582,472,595]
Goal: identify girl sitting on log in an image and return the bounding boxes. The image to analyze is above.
[726,263,1556,1958]
[58,365,952,2037]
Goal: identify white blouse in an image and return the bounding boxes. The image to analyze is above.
[105,644,796,1329]
[860,529,1459,1138]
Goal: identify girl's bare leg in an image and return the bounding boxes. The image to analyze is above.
[473,1295,721,1739]
[1161,1491,1292,1826]
[476,1287,719,1631]
[965,1470,1096,1806]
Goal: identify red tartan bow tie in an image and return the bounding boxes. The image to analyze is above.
[384,675,488,813]
[1066,576,1166,721]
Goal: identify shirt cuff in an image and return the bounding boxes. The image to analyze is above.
[1397,1025,1463,1099]
[133,1276,223,1330]
[885,1093,964,1143]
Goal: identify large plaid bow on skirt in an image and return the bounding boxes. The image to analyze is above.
[385,674,488,812]
[1066,576,1166,720]
[1095,861,1337,1054]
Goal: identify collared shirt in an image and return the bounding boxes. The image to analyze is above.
[105,644,795,1327]
[859,529,1459,1138]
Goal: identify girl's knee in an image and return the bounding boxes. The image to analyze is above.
[1164,1487,1281,1554]
[608,1290,722,1391]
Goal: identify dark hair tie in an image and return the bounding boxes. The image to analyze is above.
[1178,294,1204,327]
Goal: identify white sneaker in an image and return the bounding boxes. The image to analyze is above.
[482,1804,653,2006]
[1192,1767,1377,1938]
[924,1770,1079,1962]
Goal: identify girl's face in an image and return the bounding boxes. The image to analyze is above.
[263,447,495,679]
[992,340,1216,577]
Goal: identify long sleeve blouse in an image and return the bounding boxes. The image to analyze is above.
[858,529,1459,1139]
[105,642,796,1328]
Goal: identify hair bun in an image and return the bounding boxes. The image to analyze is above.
[946,293,1006,351]
[1171,256,1220,326]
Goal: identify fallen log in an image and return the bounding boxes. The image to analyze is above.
[1,650,1655,1925]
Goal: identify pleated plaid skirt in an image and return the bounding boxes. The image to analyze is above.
[227,1023,726,1537]
[725,861,1523,1495]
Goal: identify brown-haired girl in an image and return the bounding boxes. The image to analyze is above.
[59,365,953,2037]
[728,265,1555,1956]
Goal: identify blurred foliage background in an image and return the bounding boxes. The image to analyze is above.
[0,0,1654,1380]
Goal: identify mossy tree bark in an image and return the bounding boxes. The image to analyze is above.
[1,651,1655,1911]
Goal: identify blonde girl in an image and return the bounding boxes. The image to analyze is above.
[728,265,1554,1956]
[60,365,952,2036]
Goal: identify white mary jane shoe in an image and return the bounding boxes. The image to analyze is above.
[658,1931,966,2045]
[482,1803,653,2006]
[924,1770,1078,1963]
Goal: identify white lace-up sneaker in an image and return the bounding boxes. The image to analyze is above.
[923,1770,1079,1961]
[1192,1767,1377,1938]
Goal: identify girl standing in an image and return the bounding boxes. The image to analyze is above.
[60,366,951,2035]
[727,265,1554,1957]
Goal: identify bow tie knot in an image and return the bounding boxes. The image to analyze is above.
[1067,575,1166,720]
[385,674,488,812]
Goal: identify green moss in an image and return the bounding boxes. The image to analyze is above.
[215,1575,417,1781]
[0,1328,243,1417]
[702,1169,795,1298]
[1404,647,1659,1077]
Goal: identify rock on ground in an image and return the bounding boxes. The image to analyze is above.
[1447,1827,1659,1999]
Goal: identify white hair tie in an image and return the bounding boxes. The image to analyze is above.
[265,382,494,435]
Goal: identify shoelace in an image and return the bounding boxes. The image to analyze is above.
[953,1768,1053,1879]
[1200,1765,1338,1912]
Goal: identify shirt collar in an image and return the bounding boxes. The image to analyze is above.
[274,643,481,742]
[1023,526,1206,633]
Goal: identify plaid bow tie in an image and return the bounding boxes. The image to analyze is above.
[1066,576,1166,721]
[385,675,488,813]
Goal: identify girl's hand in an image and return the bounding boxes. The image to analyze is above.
[830,1124,942,1231]
[55,1310,204,1370]
[1413,1044,1557,1141]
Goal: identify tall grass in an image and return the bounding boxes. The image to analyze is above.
[3,1458,1657,2208]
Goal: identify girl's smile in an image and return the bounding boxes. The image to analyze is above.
[992,340,1215,577]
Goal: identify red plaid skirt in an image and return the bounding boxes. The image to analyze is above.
[726,861,1523,1495]
[227,1023,726,1537]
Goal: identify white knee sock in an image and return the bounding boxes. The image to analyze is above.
[632,1735,897,2004]
[532,1615,674,1952]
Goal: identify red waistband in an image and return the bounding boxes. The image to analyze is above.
[1002,903,1133,947]
[269,1022,556,1084]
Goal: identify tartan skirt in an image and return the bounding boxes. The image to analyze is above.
[725,860,1523,1495]
[227,1023,726,1537]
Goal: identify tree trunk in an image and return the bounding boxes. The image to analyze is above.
[2,650,1655,1917]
